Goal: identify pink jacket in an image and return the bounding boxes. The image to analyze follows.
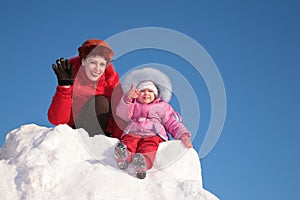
[116,97,190,141]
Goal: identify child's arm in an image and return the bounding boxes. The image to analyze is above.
[162,103,192,148]
[115,84,138,122]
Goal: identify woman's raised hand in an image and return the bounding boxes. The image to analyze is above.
[52,57,74,86]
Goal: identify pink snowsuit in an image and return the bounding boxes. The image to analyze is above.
[116,96,190,169]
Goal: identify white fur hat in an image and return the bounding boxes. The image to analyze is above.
[122,67,172,102]
[136,80,158,97]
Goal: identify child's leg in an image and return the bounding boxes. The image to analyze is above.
[136,135,163,170]
[121,134,141,162]
[114,142,129,170]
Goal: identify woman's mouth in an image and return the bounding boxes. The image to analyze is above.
[91,71,101,77]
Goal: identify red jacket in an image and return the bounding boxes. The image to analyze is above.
[48,56,124,138]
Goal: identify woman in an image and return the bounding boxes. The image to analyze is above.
[48,39,125,138]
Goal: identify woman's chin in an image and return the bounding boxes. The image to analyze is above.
[87,75,100,82]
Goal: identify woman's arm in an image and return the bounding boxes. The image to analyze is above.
[48,85,73,125]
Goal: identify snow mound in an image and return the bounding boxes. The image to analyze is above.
[0,124,218,200]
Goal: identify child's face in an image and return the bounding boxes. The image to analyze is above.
[138,89,156,104]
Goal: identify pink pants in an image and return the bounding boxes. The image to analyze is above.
[121,134,163,169]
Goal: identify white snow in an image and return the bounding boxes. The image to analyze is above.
[0,124,218,200]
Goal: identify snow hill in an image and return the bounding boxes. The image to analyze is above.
[0,124,218,200]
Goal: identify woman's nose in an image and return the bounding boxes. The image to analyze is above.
[97,65,103,71]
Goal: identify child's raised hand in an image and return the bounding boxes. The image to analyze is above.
[180,133,193,148]
[128,84,139,98]
[124,84,139,103]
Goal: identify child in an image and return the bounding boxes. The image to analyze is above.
[114,69,192,179]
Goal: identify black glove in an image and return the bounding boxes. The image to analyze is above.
[52,57,74,86]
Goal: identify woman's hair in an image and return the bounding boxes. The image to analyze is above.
[78,39,114,62]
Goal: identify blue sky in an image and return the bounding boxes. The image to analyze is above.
[0,0,299,199]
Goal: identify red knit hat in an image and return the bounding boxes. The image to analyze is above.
[78,39,114,61]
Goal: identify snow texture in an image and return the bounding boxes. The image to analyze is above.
[0,124,218,200]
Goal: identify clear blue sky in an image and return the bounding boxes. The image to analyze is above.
[0,0,299,199]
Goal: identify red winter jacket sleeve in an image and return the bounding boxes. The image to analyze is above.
[48,85,74,126]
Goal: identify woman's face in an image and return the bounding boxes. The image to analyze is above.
[138,89,156,104]
[81,55,107,82]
